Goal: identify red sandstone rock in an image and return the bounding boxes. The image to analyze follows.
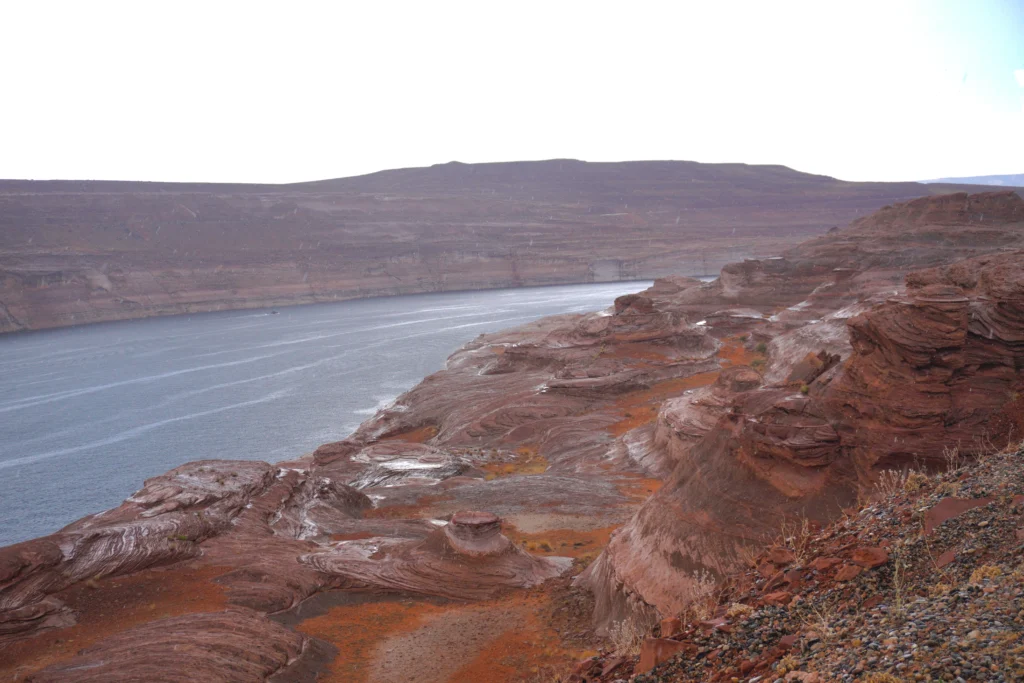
[925,497,994,534]
[936,549,957,569]
[582,194,1024,628]
[809,557,842,572]
[300,511,570,600]
[761,591,794,607]
[5,189,1024,678]
[637,637,697,673]
[851,548,889,569]
[767,547,797,566]
[834,564,863,581]
[25,608,314,682]
[660,616,682,637]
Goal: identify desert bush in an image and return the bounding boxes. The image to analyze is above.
[775,655,799,674]
[969,564,1002,585]
[607,619,646,656]
[903,471,929,492]
[607,605,659,656]
[943,445,963,472]
[725,602,754,619]
[779,515,814,564]
[683,569,719,621]
[876,469,908,497]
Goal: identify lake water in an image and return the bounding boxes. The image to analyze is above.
[0,282,651,547]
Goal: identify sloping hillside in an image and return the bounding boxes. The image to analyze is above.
[0,159,1007,333]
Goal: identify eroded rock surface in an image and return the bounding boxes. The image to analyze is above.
[3,190,1023,680]
[583,196,1024,626]
[26,608,314,683]
[303,510,571,600]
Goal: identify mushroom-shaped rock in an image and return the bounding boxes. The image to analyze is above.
[301,511,570,600]
[443,511,510,557]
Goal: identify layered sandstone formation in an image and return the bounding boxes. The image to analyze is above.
[581,193,1024,626]
[2,190,1023,681]
[0,160,994,333]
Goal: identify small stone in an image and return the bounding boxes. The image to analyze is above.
[852,547,890,568]
[767,547,797,566]
[835,564,863,581]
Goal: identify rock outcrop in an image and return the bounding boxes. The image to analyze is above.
[303,510,571,600]
[583,245,1024,627]
[3,190,1023,681]
[26,608,318,683]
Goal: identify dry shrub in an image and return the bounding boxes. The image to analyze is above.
[726,602,754,620]
[607,603,659,656]
[876,469,908,497]
[892,550,907,619]
[943,445,963,472]
[682,569,719,621]
[607,619,646,656]
[778,516,815,563]
[802,601,839,642]
[736,544,760,568]
[969,564,1003,585]
[776,655,799,674]
[903,471,929,492]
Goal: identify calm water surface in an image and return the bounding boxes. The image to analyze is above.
[0,282,650,546]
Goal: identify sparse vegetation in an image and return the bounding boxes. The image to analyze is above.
[755,342,768,354]
[943,445,963,472]
[802,600,839,642]
[682,569,719,621]
[775,654,799,674]
[903,470,929,492]
[876,469,908,497]
[608,619,647,656]
[777,515,814,564]
[608,606,659,656]
[891,548,907,620]
[969,564,1002,584]
[861,674,904,683]
[800,384,810,394]
[725,602,753,619]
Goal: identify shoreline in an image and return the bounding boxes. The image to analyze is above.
[0,277,677,338]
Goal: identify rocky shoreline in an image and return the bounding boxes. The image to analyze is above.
[1,190,1023,682]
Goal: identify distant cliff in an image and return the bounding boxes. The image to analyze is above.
[0,159,1004,333]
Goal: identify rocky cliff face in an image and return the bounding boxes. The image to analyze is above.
[0,160,992,334]
[2,191,1023,681]
[581,192,1024,627]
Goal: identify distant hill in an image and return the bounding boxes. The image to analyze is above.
[0,159,1008,333]
[921,173,1024,187]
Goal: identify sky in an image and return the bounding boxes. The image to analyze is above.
[1,0,1022,184]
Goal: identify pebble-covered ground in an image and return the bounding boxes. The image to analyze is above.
[570,443,1024,682]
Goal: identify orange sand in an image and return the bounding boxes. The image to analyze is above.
[380,424,439,444]
[482,445,549,479]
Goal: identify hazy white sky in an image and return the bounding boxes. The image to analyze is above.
[2,0,1022,183]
